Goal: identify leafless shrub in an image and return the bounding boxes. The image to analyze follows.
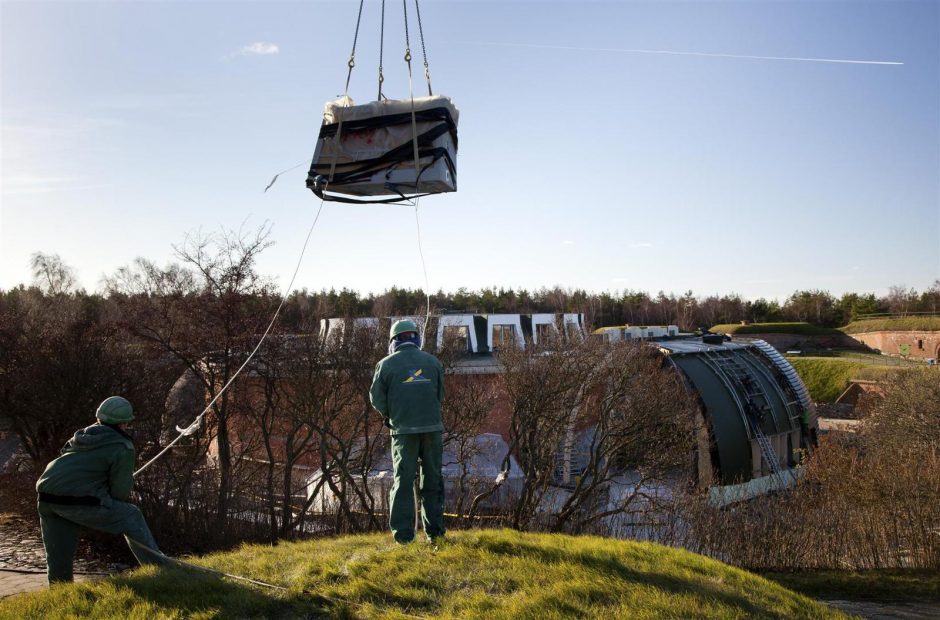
[678,370,940,570]
[464,339,697,533]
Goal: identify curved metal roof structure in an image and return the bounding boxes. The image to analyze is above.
[657,338,816,487]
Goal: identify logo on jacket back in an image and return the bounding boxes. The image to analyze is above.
[403,368,431,384]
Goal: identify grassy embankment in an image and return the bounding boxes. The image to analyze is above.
[0,529,847,619]
[710,322,844,336]
[842,317,940,334]
[787,358,897,403]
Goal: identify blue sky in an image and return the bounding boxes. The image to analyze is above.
[2,0,938,300]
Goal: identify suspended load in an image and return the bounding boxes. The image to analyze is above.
[306,0,458,204]
[307,94,458,203]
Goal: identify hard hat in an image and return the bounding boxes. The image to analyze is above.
[96,396,135,424]
[389,319,419,341]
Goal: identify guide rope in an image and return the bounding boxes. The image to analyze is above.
[264,160,307,193]
[125,539,429,619]
[414,198,432,347]
[134,200,326,478]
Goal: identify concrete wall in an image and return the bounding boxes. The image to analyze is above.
[851,330,940,360]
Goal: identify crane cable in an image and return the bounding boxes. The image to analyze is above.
[413,0,432,96]
[344,0,365,97]
[402,0,432,342]
[134,200,326,478]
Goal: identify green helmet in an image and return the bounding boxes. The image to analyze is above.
[96,396,134,424]
[389,319,419,341]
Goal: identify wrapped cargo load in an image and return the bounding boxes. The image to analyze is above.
[307,95,458,203]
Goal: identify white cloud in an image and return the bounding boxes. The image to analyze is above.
[562,240,575,245]
[231,42,280,58]
[611,277,629,283]
[1,174,109,195]
[630,242,653,248]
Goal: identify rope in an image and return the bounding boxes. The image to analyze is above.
[344,0,365,96]
[413,0,432,95]
[413,198,432,348]
[125,539,429,619]
[134,200,326,478]
[263,160,307,193]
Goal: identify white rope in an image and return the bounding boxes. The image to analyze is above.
[126,539,429,618]
[135,200,326,477]
[413,198,432,347]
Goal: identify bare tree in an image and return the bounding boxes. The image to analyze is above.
[464,337,696,533]
[30,252,77,295]
[107,225,278,539]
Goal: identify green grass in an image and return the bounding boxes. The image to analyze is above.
[710,322,843,336]
[788,358,884,403]
[842,317,940,334]
[765,569,940,601]
[0,529,846,619]
[788,357,927,402]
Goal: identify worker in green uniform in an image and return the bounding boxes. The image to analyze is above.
[370,320,446,543]
[36,396,164,583]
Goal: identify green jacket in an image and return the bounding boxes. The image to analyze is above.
[36,423,136,501]
[370,343,445,435]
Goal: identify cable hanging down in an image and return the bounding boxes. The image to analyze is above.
[134,200,326,478]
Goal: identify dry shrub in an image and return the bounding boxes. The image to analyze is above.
[680,369,940,570]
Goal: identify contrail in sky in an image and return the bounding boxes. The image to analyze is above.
[474,41,904,66]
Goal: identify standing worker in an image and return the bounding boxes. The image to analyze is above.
[370,320,446,544]
[35,396,164,583]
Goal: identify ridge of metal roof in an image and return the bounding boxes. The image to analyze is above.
[655,338,751,355]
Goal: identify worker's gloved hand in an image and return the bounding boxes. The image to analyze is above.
[383,418,393,429]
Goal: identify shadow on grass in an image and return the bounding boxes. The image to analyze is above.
[110,568,338,619]
[479,537,780,617]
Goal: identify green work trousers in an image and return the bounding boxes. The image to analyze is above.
[38,499,163,583]
[389,431,445,543]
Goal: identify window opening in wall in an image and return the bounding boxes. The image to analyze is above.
[492,324,516,351]
[535,323,554,343]
[918,339,924,350]
[442,325,470,353]
[565,322,580,341]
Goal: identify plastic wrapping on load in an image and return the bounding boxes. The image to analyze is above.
[307,95,459,201]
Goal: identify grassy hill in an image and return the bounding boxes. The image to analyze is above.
[710,322,843,336]
[842,317,940,334]
[788,358,882,403]
[0,529,845,619]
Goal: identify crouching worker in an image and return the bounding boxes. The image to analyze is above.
[370,320,446,544]
[36,396,165,583]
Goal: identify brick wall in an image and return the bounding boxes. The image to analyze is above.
[851,330,940,360]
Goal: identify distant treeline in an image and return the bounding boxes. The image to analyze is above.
[279,283,940,331]
[11,247,940,332]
